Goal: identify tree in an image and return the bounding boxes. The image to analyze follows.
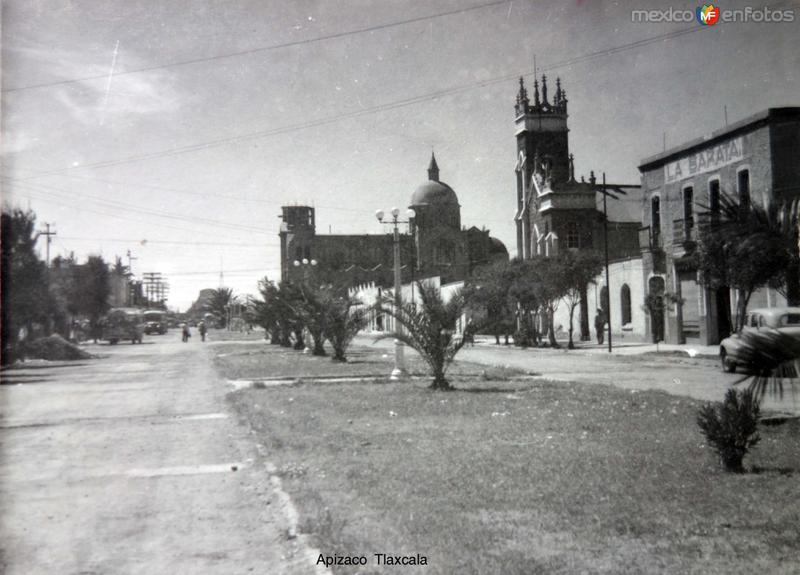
[463,260,514,345]
[322,291,367,362]
[297,284,328,356]
[380,281,467,390]
[75,256,112,339]
[506,259,542,347]
[557,251,603,349]
[1,208,53,360]
[205,287,237,329]
[112,256,129,277]
[252,278,282,344]
[695,193,795,331]
[529,256,566,348]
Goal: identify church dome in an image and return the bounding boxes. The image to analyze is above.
[410,180,459,207]
[410,152,459,207]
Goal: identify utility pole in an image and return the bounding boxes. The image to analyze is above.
[37,223,57,268]
[602,172,612,353]
[142,272,163,309]
[126,249,137,276]
[36,223,57,334]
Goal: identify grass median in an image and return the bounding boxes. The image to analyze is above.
[216,340,800,574]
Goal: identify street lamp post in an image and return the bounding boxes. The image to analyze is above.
[375,207,415,380]
[293,258,318,353]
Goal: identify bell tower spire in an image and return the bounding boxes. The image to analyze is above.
[427,151,440,182]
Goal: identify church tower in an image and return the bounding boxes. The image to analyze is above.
[514,75,570,258]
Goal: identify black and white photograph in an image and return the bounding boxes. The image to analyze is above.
[2,0,799,573]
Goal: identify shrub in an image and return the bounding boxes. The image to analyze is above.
[697,388,761,473]
[379,282,467,390]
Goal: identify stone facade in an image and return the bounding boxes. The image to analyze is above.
[514,75,642,263]
[637,107,800,344]
[513,75,644,340]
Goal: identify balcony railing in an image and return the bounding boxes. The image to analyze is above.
[672,218,697,246]
[638,226,662,251]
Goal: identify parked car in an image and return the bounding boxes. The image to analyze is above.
[720,307,800,373]
[143,310,168,335]
[101,308,145,345]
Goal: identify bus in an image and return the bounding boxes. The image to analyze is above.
[143,310,168,335]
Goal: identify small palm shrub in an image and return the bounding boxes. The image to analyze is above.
[697,388,761,473]
[728,328,800,398]
[379,282,468,390]
[322,294,367,362]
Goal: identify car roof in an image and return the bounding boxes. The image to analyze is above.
[748,307,800,317]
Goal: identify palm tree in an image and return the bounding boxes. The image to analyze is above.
[696,193,798,330]
[205,287,237,328]
[380,282,468,390]
[730,328,800,399]
[323,293,367,362]
[298,285,328,356]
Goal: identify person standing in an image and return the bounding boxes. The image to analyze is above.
[594,309,606,345]
[198,321,207,342]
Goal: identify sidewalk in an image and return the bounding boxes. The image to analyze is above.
[472,337,720,358]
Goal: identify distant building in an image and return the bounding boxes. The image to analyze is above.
[186,288,216,318]
[279,155,508,287]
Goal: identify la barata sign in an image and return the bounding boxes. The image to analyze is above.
[664,137,745,183]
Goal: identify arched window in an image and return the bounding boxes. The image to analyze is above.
[651,196,661,239]
[620,284,632,325]
[738,169,750,210]
[708,179,720,223]
[566,221,580,249]
[683,186,694,231]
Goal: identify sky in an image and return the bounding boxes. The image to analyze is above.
[2,0,799,310]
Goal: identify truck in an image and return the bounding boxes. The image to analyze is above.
[101,308,145,345]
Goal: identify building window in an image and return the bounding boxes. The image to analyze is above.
[708,179,720,222]
[566,221,579,248]
[620,284,632,325]
[651,196,661,239]
[683,186,694,231]
[738,169,750,211]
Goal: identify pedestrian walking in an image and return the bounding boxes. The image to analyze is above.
[464,318,476,347]
[181,323,191,343]
[594,309,606,345]
[198,321,207,342]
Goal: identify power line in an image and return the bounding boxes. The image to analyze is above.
[21,24,707,178]
[2,0,509,94]
[2,176,272,235]
[59,235,279,248]
[11,167,385,216]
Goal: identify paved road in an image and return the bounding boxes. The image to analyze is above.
[461,344,800,415]
[359,335,800,415]
[0,334,317,575]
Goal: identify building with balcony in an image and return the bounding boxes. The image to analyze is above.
[637,107,800,344]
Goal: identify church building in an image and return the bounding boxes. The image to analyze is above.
[513,75,643,338]
[279,155,508,287]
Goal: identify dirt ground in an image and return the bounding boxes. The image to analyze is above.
[0,332,323,575]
